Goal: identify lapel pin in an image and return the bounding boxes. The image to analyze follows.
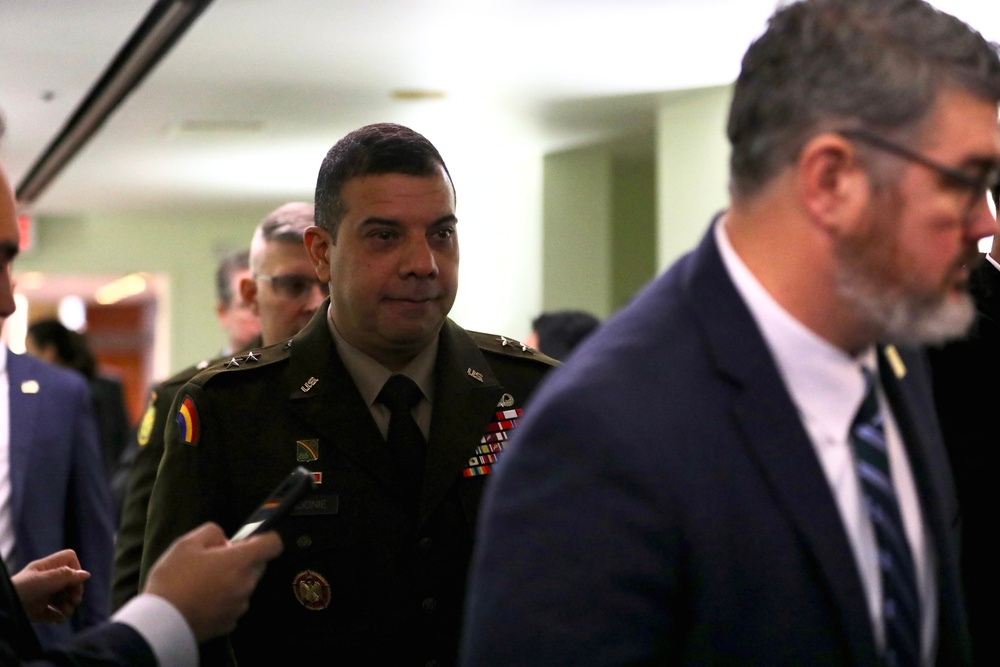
[301,377,319,392]
[467,368,484,382]
[20,380,40,394]
[884,345,907,379]
[498,393,514,408]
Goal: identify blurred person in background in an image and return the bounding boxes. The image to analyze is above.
[214,249,259,357]
[110,202,324,611]
[525,310,600,361]
[25,319,130,486]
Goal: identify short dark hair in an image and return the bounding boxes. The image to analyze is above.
[214,248,250,307]
[728,0,1000,200]
[314,123,453,238]
[26,318,97,379]
[531,310,601,361]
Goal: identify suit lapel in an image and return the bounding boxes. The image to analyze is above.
[421,320,504,523]
[687,229,879,665]
[6,353,37,533]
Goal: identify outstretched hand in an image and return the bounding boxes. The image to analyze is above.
[11,550,90,623]
[143,522,283,642]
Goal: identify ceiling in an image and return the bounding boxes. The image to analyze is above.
[2,0,999,219]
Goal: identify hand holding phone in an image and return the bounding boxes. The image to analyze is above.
[231,466,316,541]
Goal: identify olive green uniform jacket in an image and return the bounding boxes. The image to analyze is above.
[140,306,556,666]
[111,338,262,611]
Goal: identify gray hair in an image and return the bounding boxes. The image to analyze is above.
[249,202,314,272]
[727,0,1000,200]
[314,123,453,239]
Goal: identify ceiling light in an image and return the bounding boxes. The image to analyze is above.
[391,89,447,101]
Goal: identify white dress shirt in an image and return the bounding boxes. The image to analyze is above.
[715,219,937,665]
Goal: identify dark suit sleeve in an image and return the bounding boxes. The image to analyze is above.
[140,382,227,590]
[1,558,155,667]
[2,624,156,667]
[110,385,176,611]
[461,381,681,666]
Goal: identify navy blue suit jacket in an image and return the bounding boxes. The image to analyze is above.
[462,226,969,665]
[6,351,114,648]
[0,555,153,666]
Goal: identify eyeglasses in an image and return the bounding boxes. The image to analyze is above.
[255,273,329,300]
[838,128,1000,218]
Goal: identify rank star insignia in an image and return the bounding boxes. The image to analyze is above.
[244,351,260,363]
[498,336,509,347]
[225,357,241,368]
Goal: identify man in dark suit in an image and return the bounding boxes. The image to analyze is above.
[140,123,556,666]
[0,135,284,666]
[1,343,114,649]
[927,185,1000,666]
[461,1,1000,665]
[111,202,325,611]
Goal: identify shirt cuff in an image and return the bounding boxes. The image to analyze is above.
[111,593,198,667]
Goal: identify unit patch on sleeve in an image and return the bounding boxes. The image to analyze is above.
[176,394,200,446]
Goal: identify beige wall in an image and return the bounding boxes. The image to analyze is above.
[539,84,732,320]
[16,207,265,378]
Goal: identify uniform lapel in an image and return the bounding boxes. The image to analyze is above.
[421,320,504,524]
[282,307,400,493]
[688,229,879,665]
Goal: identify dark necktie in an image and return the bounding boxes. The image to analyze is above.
[850,368,921,667]
[376,374,428,501]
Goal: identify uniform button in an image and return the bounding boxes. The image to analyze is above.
[422,597,437,612]
[296,535,312,549]
[419,537,432,550]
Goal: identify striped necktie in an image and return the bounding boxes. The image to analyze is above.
[851,367,921,667]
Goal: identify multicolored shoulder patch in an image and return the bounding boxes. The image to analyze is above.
[136,391,158,446]
[176,394,200,446]
[463,408,523,477]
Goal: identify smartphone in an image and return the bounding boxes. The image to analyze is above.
[231,466,316,541]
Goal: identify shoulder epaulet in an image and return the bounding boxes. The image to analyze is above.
[157,357,217,390]
[185,341,292,387]
[467,331,560,367]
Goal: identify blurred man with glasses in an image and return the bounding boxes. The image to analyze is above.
[111,202,322,611]
[462,1,998,665]
[242,202,327,348]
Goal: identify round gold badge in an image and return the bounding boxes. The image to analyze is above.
[292,570,331,611]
